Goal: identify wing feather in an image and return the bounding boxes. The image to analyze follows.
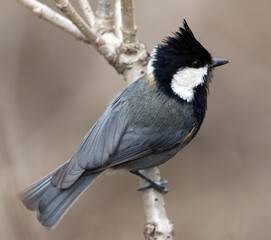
[52,98,130,188]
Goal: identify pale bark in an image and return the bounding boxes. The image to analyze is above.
[140,168,174,240]
[78,0,96,27]
[113,0,122,40]
[54,0,97,43]
[18,0,88,42]
[120,0,137,44]
[96,0,113,31]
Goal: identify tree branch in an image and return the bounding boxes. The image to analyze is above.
[17,0,88,42]
[119,1,174,239]
[121,0,137,44]
[140,168,174,240]
[18,1,173,238]
[96,0,113,31]
[113,0,122,40]
[78,0,96,27]
[54,0,97,43]
[119,0,148,84]
[17,0,148,79]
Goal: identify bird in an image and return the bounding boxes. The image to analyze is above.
[20,20,229,230]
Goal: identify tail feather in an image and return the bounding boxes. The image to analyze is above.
[20,171,101,230]
[20,173,54,211]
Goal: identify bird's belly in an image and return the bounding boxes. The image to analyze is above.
[112,145,183,171]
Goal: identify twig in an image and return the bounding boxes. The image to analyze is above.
[119,0,148,84]
[54,0,97,43]
[53,0,121,69]
[120,0,137,44]
[96,0,112,19]
[96,0,113,31]
[78,0,96,27]
[113,0,122,40]
[17,0,88,42]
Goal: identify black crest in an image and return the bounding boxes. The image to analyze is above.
[150,20,212,109]
[162,20,211,59]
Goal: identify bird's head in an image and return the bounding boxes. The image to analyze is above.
[147,20,229,102]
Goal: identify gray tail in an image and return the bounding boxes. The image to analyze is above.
[19,170,101,230]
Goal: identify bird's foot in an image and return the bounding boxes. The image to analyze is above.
[137,179,168,193]
[130,170,169,193]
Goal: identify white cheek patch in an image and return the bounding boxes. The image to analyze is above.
[171,66,208,102]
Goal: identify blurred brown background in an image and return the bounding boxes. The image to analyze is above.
[1,0,271,239]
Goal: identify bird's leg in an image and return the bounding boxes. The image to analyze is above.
[130,170,169,193]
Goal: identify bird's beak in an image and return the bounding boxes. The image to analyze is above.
[210,58,230,68]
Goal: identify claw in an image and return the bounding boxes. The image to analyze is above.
[137,184,152,191]
[159,179,168,185]
[137,179,169,193]
[130,170,169,193]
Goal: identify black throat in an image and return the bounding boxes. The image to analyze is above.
[193,84,208,127]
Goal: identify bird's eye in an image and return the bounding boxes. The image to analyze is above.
[192,60,202,68]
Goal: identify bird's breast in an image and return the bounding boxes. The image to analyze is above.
[124,76,195,133]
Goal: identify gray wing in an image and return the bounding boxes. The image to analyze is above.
[52,95,130,188]
[106,124,195,168]
[52,93,195,189]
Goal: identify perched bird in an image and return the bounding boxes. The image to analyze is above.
[20,20,229,230]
